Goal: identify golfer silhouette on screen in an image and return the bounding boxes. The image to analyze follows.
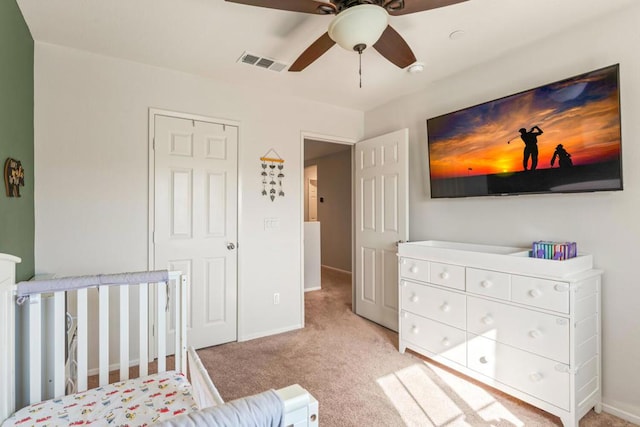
[519,126,543,171]
[551,144,573,168]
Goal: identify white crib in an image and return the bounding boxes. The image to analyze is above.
[0,253,318,426]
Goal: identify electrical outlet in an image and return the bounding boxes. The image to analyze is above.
[273,293,280,305]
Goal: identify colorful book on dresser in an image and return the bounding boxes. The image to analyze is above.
[532,241,577,260]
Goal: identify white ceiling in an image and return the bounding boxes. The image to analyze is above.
[17,0,637,111]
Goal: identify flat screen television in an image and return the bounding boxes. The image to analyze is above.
[427,64,623,198]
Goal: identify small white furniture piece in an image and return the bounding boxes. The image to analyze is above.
[304,221,322,291]
[398,241,601,427]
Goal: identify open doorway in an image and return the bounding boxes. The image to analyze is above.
[300,129,409,329]
[302,137,353,297]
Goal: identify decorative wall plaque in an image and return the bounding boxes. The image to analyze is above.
[4,158,25,197]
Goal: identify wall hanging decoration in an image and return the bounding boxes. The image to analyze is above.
[4,158,25,197]
[260,149,285,202]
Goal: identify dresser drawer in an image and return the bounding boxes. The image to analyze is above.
[401,280,466,329]
[400,258,430,284]
[429,262,465,290]
[467,334,570,410]
[467,296,569,363]
[511,276,570,313]
[401,311,466,366]
[466,268,510,300]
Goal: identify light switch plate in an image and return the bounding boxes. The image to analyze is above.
[264,217,280,230]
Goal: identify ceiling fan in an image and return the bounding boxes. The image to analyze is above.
[225,0,469,72]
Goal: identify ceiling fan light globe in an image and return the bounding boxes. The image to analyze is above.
[328,4,389,52]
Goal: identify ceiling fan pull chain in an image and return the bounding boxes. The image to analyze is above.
[354,43,366,89]
[359,49,362,88]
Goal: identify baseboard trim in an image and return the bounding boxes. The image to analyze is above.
[601,403,640,425]
[238,324,303,342]
[304,286,321,292]
[321,265,352,275]
[87,358,141,376]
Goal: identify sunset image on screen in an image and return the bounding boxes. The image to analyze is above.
[427,67,621,180]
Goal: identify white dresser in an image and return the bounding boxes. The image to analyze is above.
[398,241,601,427]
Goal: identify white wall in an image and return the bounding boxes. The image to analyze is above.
[303,221,321,291]
[33,43,363,352]
[364,4,640,422]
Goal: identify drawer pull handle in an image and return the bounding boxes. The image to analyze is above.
[440,303,451,313]
[441,338,451,347]
[529,289,542,298]
[411,326,419,334]
[529,372,543,382]
[410,295,419,303]
[554,283,569,292]
[409,266,419,273]
[479,356,489,364]
[481,280,492,288]
[440,272,450,280]
[529,329,542,339]
[482,315,494,325]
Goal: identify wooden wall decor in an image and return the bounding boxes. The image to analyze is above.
[260,149,285,202]
[4,158,25,197]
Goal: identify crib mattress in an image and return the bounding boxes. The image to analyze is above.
[2,371,198,427]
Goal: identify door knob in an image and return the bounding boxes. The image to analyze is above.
[227,242,236,250]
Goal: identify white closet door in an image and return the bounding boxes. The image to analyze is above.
[154,114,238,349]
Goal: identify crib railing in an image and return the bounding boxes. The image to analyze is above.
[0,253,21,422]
[13,270,187,409]
[1,259,321,426]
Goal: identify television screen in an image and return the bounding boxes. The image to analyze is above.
[427,64,623,198]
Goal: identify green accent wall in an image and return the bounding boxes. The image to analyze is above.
[0,0,34,281]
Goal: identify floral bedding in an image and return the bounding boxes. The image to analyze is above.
[2,371,199,427]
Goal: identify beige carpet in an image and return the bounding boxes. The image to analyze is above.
[197,267,635,427]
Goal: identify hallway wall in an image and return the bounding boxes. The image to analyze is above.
[306,149,352,272]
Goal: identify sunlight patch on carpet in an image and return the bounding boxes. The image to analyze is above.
[378,364,461,426]
[428,361,524,426]
[377,363,524,426]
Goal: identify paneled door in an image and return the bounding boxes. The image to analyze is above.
[354,129,409,331]
[153,113,238,349]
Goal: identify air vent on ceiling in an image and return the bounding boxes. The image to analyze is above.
[237,51,288,73]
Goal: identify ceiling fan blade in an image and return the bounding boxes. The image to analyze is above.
[225,0,336,15]
[387,0,469,16]
[289,32,336,72]
[373,25,417,69]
